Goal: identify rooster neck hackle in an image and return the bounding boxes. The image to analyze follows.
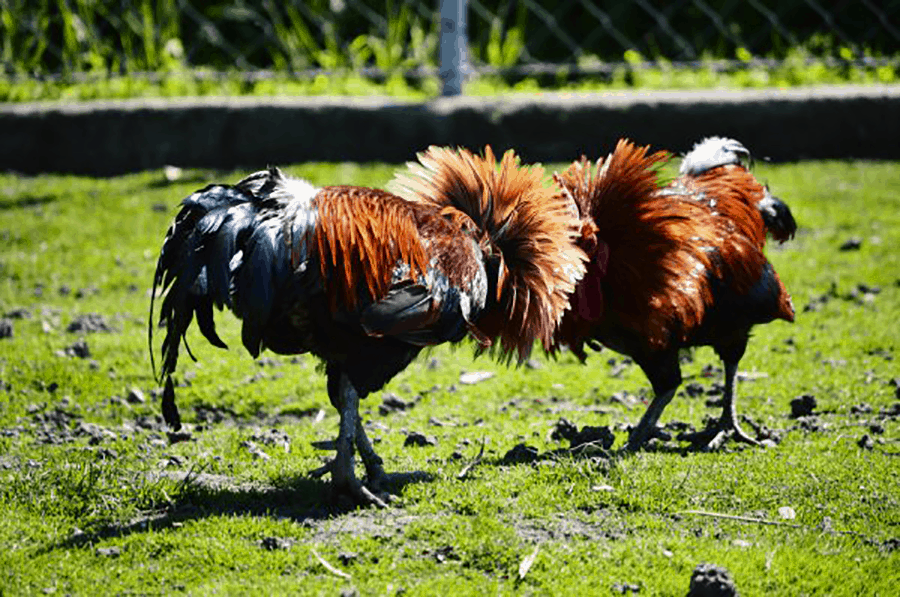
[553,139,722,351]
[390,145,587,362]
[311,186,432,311]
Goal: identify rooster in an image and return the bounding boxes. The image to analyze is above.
[550,137,796,451]
[150,147,585,506]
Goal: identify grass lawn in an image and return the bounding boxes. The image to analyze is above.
[0,156,898,595]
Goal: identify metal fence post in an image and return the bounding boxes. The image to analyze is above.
[439,0,468,96]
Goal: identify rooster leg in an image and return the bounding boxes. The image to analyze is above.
[328,374,387,508]
[624,353,681,451]
[355,421,389,494]
[679,359,760,450]
[624,388,676,451]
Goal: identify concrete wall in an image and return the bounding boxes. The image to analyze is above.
[2,85,899,175]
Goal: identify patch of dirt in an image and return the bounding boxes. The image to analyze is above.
[0,318,13,339]
[513,514,627,543]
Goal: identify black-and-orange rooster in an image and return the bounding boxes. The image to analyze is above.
[150,147,585,506]
[550,137,796,451]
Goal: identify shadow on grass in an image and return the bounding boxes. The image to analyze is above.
[0,194,56,211]
[40,468,433,554]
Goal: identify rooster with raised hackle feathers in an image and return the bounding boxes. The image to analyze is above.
[150,146,585,506]
[550,137,796,451]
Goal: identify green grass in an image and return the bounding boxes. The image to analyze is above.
[1,158,899,595]
[2,56,898,103]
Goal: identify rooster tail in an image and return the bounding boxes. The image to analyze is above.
[148,179,262,429]
[390,145,587,362]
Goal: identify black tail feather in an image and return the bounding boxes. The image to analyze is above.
[162,375,181,430]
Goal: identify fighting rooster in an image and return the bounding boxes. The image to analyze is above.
[550,137,796,451]
[150,147,585,506]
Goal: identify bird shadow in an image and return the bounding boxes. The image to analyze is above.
[0,193,56,211]
[39,467,433,555]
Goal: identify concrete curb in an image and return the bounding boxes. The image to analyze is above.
[2,85,899,175]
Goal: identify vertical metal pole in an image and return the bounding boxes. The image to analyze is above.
[439,0,467,96]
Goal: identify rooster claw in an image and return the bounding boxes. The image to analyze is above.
[309,459,393,508]
[678,420,760,451]
[623,425,671,451]
[334,478,390,509]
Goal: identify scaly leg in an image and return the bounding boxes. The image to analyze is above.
[355,420,389,493]
[678,360,760,450]
[623,352,681,452]
[624,388,676,451]
[310,373,387,508]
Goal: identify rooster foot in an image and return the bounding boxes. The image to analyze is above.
[623,425,672,452]
[308,459,391,508]
[678,419,760,451]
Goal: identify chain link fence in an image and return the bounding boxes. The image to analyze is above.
[2,0,899,90]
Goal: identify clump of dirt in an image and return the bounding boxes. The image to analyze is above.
[57,339,91,358]
[687,563,739,597]
[379,393,416,416]
[0,318,12,339]
[67,313,115,334]
[550,418,615,451]
[790,394,817,418]
[501,443,540,464]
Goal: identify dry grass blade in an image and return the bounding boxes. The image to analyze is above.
[457,436,486,480]
[311,548,351,579]
[679,510,803,528]
[518,544,540,580]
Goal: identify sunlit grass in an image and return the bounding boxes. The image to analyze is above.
[0,159,898,595]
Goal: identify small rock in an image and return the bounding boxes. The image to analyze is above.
[0,319,12,339]
[839,237,862,251]
[403,432,436,448]
[240,440,270,460]
[857,435,874,450]
[59,340,91,359]
[687,563,739,597]
[259,536,293,551]
[126,388,146,404]
[777,506,796,520]
[850,403,873,415]
[379,393,414,416]
[95,546,122,558]
[790,394,817,418]
[459,371,495,385]
[612,582,641,594]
